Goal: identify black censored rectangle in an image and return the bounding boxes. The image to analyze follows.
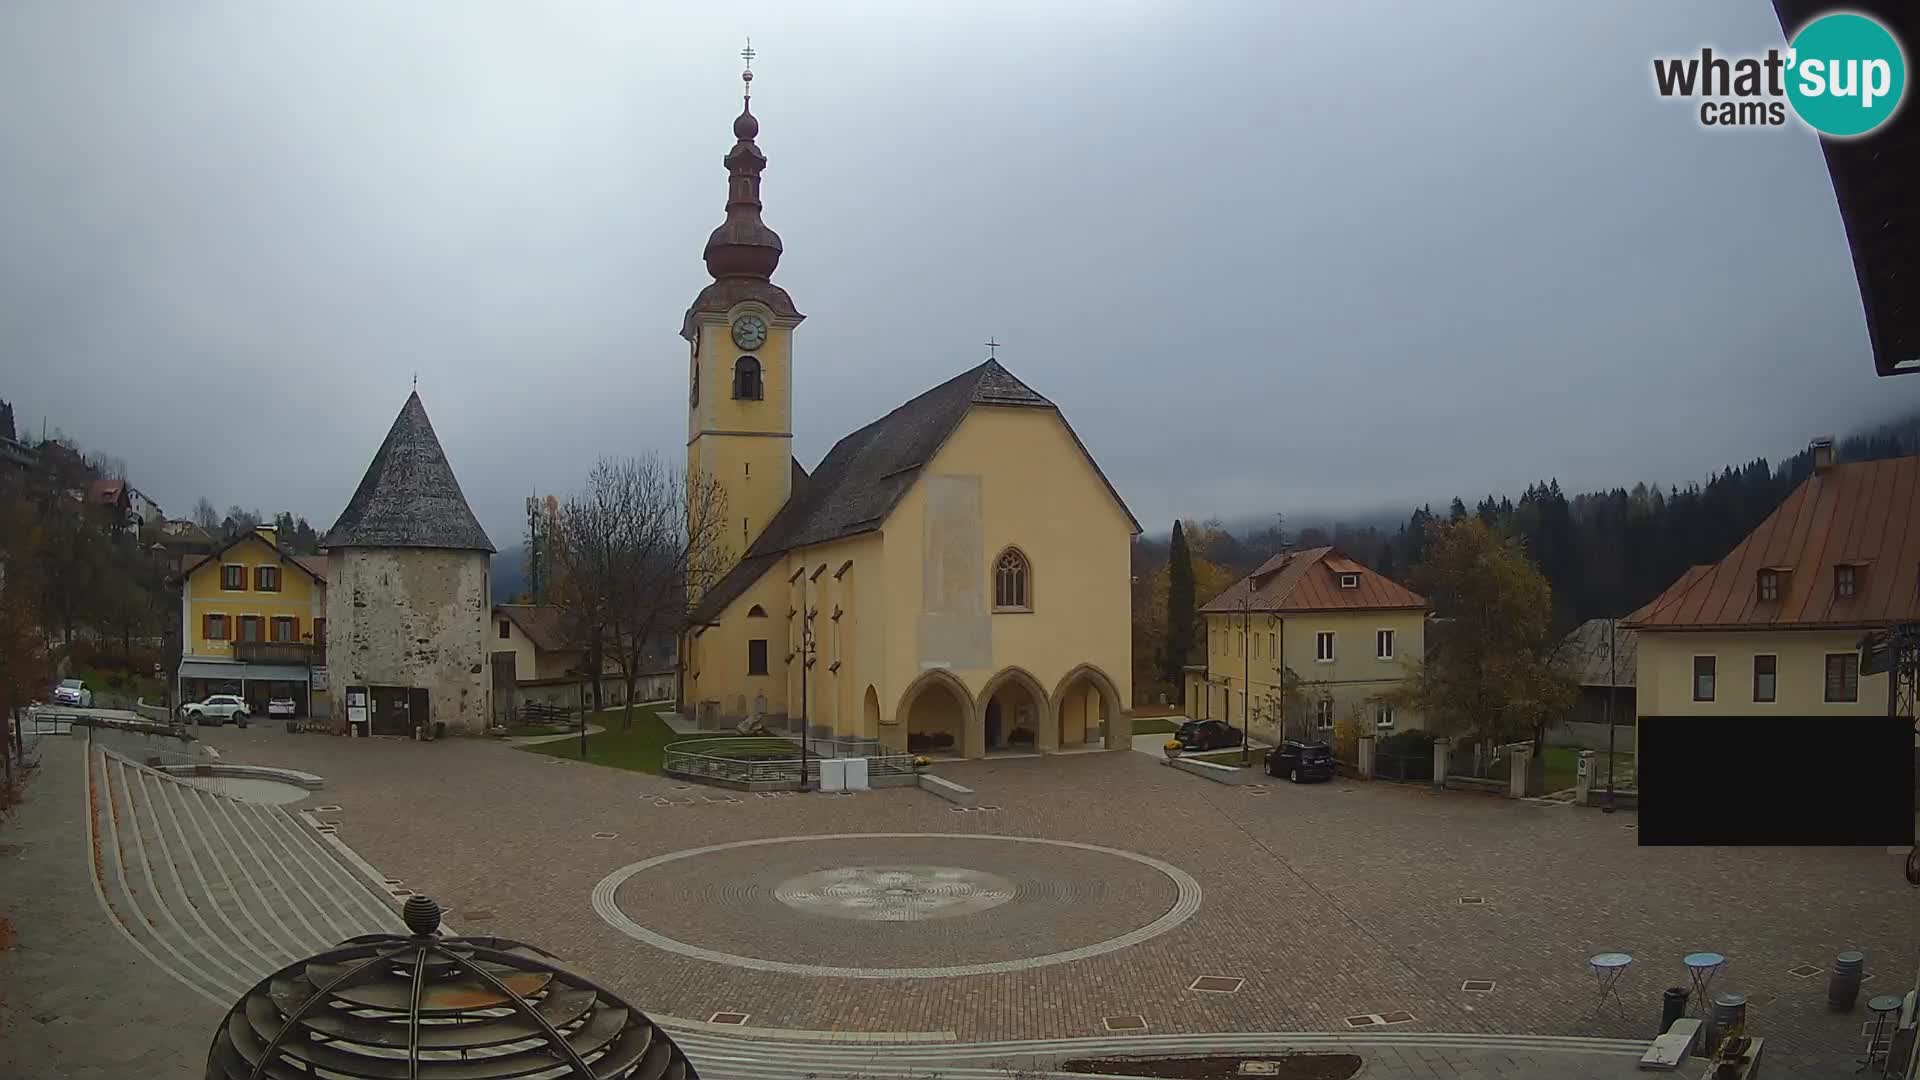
[1637,716,1914,846]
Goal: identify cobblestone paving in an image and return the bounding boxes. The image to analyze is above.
[194,726,1906,1071]
[0,736,221,1079]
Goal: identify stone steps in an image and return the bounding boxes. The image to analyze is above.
[87,744,403,1007]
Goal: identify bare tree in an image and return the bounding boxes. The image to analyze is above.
[550,455,730,731]
[223,506,261,538]
[191,497,219,531]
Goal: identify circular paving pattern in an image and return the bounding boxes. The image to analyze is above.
[592,833,1202,978]
[772,865,1017,921]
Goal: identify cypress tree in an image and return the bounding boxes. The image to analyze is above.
[1164,520,1196,694]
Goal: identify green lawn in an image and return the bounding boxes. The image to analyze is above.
[1132,716,1181,735]
[1540,747,1635,793]
[70,664,165,705]
[522,704,795,774]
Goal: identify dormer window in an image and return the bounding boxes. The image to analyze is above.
[1757,569,1779,602]
[1338,573,1359,589]
[733,355,763,400]
[1835,564,1857,599]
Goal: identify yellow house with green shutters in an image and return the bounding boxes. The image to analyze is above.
[176,526,329,717]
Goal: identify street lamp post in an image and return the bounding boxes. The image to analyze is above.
[797,576,816,791]
[1238,597,1251,767]
[1602,617,1617,814]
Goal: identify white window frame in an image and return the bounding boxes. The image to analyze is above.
[1376,628,1394,660]
[1338,573,1359,588]
[1314,697,1334,730]
[1374,703,1395,730]
[1315,631,1336,663]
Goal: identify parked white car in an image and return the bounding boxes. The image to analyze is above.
[268,697,296,719]
[52,678,93,708]
[184,694,250,727]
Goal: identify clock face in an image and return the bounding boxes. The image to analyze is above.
[731,314,769,351]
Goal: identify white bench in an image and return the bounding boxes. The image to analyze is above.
[918,774,976,806]
[1639,1019,1700,1070]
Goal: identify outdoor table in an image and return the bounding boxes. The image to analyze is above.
[1683,951,1727,1018]
[1587,951,1632,1018]
[1862,994,1902,1074]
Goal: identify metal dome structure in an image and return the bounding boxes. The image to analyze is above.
[206,895,699,1080]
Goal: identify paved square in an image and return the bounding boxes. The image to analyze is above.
[184,726,1911,1062]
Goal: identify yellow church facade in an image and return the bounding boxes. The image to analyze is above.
[677,64,1137,758]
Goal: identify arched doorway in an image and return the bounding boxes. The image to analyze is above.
[1051,665,1124,750]
[898,670,974,758]
[977,668,1049,753]
[862,685,881,741]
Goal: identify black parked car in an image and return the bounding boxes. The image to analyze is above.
[1174,719,1242,751]
[1266,739,1336,783]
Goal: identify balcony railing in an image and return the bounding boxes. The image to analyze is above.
[233,641,324,666]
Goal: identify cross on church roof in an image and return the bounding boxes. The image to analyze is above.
[984,337,1001,359]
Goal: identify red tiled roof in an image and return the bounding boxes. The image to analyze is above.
[292,555,328,582]
[1625,455,1920,630]
[1199,546,1428,614]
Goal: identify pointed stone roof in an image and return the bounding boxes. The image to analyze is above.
[690,358,1137,623]
[322,392,495,553]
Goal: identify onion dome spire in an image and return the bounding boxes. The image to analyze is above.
[703,38,783,281]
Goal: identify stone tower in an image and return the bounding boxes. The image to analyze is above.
[683,49,805,558]
[322,392,496,735]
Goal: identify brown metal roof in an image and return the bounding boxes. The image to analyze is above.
[1553,618,1637,688]
[1625,455,1920,630]
[1199,546,1428,614]
[494,604,579,654]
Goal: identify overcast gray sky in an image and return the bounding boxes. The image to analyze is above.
[1,0,1910,547]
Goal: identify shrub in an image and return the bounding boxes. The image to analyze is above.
[1331,711,1364,760]
[1378,729,1436,757]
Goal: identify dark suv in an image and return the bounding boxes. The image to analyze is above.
[1266,739,1335,783]
[1173,718,1241,751]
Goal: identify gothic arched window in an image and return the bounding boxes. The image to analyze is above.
[733,356,763,400]
[993,547,1031,611]
[747,604,768,618]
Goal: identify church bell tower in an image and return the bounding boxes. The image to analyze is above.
[683,41,804,557]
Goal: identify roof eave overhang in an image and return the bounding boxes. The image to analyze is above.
[1626,620,1904,633]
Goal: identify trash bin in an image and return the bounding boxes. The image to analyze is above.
[1706,990,1747,1052]
[1661,987,1690,1034]
[1829,951,1865,1012]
